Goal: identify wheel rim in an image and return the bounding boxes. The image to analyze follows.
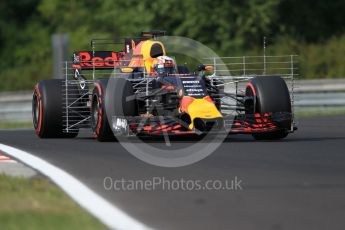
[245,84,255,114]
[92,95,99,128]
[32,93,40,128]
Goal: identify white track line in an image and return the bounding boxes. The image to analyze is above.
[0,143,151,230]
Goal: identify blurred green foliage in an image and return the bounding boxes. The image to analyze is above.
[1,0,345,91]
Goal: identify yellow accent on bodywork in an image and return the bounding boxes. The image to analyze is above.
[121,67,133,73]
[127,40,166,73]
[141,40,166,73]
[187,99,222,129]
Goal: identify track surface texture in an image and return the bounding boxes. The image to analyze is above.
[1,115,345,230]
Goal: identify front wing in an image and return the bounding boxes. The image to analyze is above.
[110,112,293,136]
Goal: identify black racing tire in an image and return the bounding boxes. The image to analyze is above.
[33,79,78,138]
[245,76,291,140]
[105,78,138,136]
[91,79,115,141]
[106,77,137,117]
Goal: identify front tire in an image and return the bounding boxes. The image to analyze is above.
[106,78,138,117]
[104,78,138,137]
[245,76,291,140]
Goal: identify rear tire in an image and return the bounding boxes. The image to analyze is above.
[33,80,78,138]
[245,76,291,140]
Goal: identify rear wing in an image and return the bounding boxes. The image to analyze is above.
[71,31,166,70]
[72,51,127,70]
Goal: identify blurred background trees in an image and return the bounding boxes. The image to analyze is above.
[1,0,345,91]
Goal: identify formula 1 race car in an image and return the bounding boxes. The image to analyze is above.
[32,31,297,141]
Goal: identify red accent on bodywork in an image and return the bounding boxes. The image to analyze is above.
[179,96,194,113]
[72,64,81,69]
[230,113,278,134]
[203,96,214,104]
[133,123,189,135]
[161,85,175,90]
[172,124,182,130]
[143,126,152,131]
[172,130,194,134]
[73,51,124,69]
[132,42,144,56]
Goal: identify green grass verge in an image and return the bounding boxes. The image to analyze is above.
[0,122,33,129]
[0,174,107,230]
[295,107,345,117]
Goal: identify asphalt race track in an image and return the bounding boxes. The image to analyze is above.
[1,115,345,230]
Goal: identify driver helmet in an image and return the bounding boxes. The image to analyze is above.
[152,56,176,75]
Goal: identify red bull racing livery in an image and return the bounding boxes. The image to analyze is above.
[32,31,297,141]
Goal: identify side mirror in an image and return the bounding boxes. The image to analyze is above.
[197,64,214,72]
[121,67,133,73]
